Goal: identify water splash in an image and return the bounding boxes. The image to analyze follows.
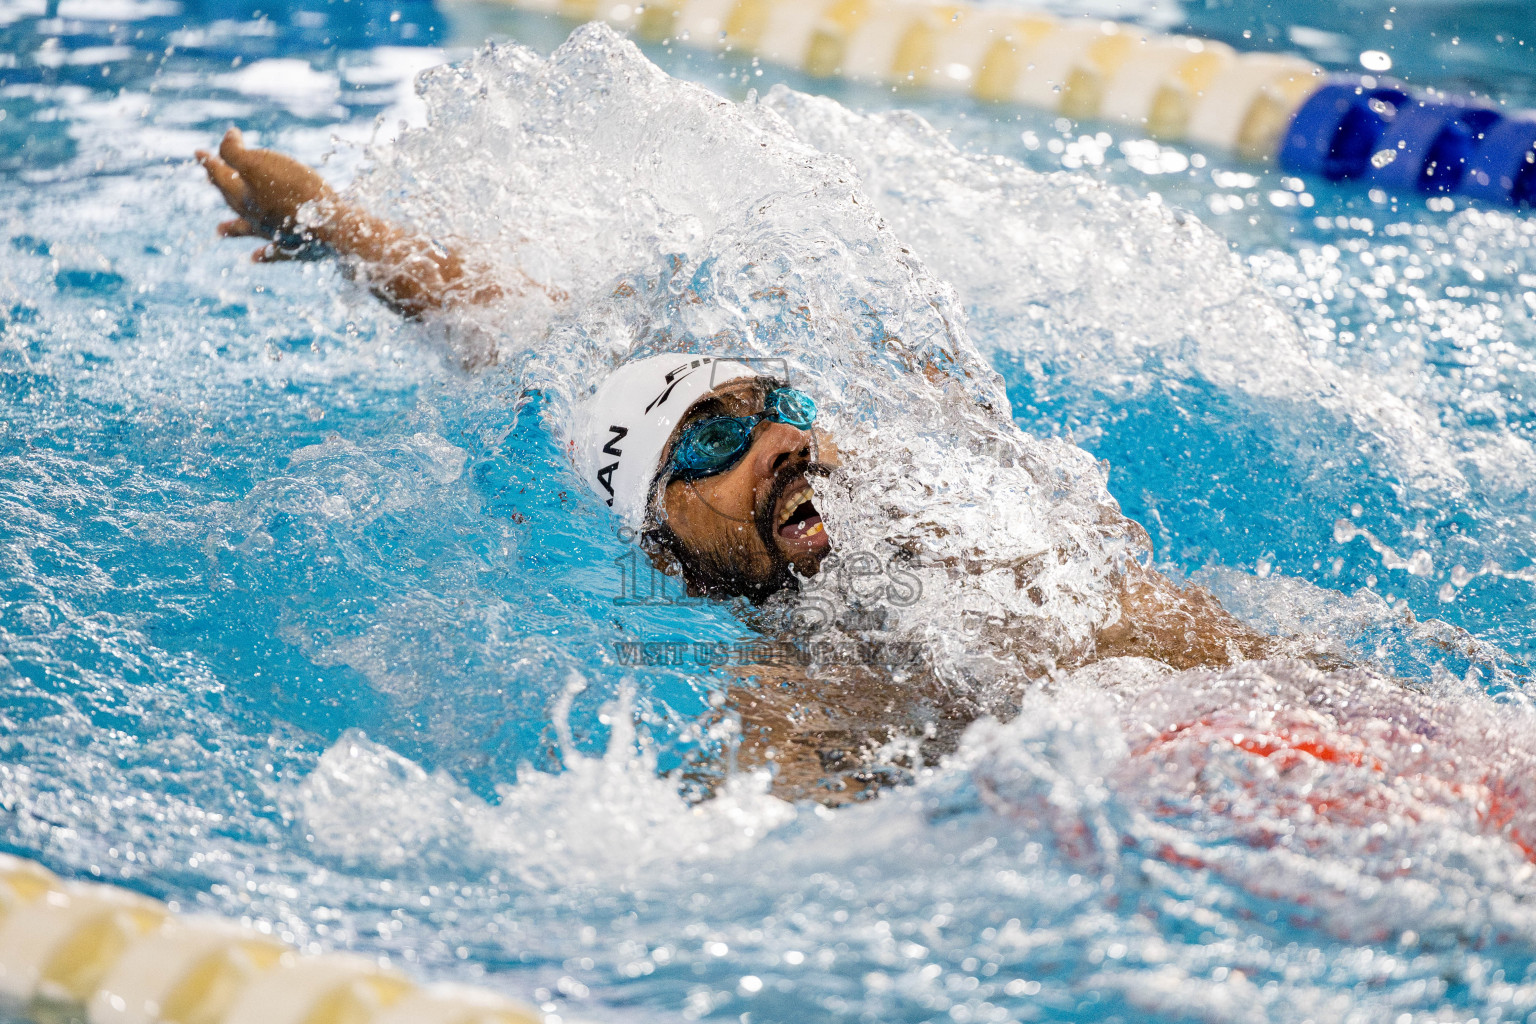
[4,11,1536,1024]
[761,86,1489,502]
[351,25,1148,689]
[293,676,795,888]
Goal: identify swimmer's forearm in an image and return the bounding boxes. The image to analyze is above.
[309,202,497,318]
[197,129,509,318]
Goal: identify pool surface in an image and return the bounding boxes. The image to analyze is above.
[3,0,1536,1021]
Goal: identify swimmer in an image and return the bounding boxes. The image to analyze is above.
[196,128,1289,798]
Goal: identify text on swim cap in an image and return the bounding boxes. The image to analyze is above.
[597,424,627,505]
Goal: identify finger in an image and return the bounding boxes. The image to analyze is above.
[220,127,275,185]
[218,126,247,167]
[198,152,249,211]
[217,127,292,208]
[195,146,230,176]
[217,217,259,238]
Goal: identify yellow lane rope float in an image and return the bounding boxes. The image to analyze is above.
[0,854,547,1024]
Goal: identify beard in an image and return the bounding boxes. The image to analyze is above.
[665,456,835,604]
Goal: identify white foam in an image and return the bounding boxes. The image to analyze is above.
[293,681,795,887]
[760,86,1483,500]
[956,659,1536,948]
[217,60,344,120]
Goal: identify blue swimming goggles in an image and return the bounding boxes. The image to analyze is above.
[667,387,818,481]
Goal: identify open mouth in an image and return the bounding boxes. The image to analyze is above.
[774,480,825,543]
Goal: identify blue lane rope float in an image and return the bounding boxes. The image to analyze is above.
[1362,97,1503,194]
[489,0,1536,208]
[1278,78,1411,181]
[1462,115,1536,206]
[0,854,547,1024]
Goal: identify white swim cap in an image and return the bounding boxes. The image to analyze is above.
[572,353,761,527]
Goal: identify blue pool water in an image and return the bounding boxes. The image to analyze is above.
[4,1,1536,1022]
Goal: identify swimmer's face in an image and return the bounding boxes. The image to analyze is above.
[655,379,836,601]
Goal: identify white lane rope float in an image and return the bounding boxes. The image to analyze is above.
[0,853,546,1024]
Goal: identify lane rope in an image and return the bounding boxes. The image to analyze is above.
[0,853,547,1024]
[485,0,1535,206]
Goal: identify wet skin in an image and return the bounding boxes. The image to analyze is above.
[196,127,549,317]
[656,379,837,596]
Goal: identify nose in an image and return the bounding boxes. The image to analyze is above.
[746,420,813,481]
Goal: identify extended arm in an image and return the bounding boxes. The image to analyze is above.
[195,128,508,317]
[1096,562,1285,669]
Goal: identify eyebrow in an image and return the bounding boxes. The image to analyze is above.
[682,382,764,426]
[684,397,727,421]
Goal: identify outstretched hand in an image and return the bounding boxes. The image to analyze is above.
[193,126,533,319]
[195,127,337,262]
